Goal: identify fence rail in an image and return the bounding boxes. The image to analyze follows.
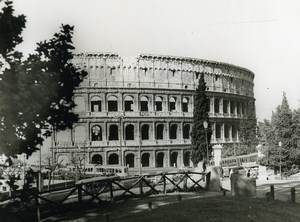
[1,171,210,221]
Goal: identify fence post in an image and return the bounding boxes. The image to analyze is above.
[148,201,152,211]
[291,188,296,203]
[105,213,110,222]
[78,184,82,202]
[183,173,188,191]
[109,182,114,202]
[205,172,211,190]
[35,195,41,221]
[163,174,166,194]
[270,185,274,200]
[139,177,144,196]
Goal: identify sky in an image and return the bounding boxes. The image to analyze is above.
[9,0,300,121]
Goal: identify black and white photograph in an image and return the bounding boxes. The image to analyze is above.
[1,0,300,221]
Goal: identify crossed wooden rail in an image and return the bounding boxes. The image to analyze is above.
[6,171,211,221]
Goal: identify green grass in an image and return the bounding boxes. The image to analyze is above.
[111,196,300,222]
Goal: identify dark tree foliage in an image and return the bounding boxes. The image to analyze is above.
[191,74,212,165]
[259,93,300,176]
[0,1,87,156]
[238,100,258,155]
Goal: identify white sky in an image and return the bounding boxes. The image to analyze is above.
[10,0,300,121]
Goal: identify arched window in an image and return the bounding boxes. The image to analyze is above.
[125,154,135,168]
[237,101,241,114]
[156,124,164,140]
[108,153,119,165]
[223,100,228,114]
[170,152,178,167]
[140,96,149,111]
[91,96,101,112]
[109,125,118,140]
[155,96,163,111]
[232,125,237,139]
[184,152,191,166]
[91,125,102,141]
[124,96,134,112]
[183,124,190,139]
[216,123,221,139]
[141,124,149,140]
[125,124,134,140]
[182,97,189,112]
[230,101,235,114]
[224,124,230,139]
[108,95,118,111]
[214,98,220,113]
[142,153,150,167]
[91,154,102,165]
[169,97,176,111]
[156,152,164,167]
[169,124,177,139]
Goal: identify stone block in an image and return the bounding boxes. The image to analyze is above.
[230,173,256,197]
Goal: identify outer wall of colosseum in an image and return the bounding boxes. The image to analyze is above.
[53,53,255,169]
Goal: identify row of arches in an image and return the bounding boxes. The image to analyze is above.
[90,123,191,141]
[213,98,246,115]
[75,95,191,113]
[90,151,191,168]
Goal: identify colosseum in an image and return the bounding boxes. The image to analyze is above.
[53,53,255,170]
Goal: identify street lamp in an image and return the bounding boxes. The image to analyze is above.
[278,141,282,180]
[203,121,209,162]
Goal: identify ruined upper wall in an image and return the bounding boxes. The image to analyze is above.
[72,53,255,98]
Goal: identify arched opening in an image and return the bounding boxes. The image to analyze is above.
[232,125,237,139]
[108,95,118,111]
[214,98,220,113]
[91,96,101,112]
[230,101,235,114]
[141,124,149,140]
[91,154,102,165]
[125,124,134,140]
[155,96,163,111]
[169,97,176,111]
[156,124,164,140]
[169,124,177,139]
[140,96,149,111]
[156,153,164,167]
[170,152,178,167]
[224,124,230,139]
[108,153,119,165]
[216,124,221,139]
[223,100,228,114]
[124,96,134,112]
[142,153,150,167]
[109,125,118,140]
[182,97,189,112]
[91,125,102,141]
[125,154,135,168]
[74,126,86,142]
[237,101,241,114]
[184,152,191,166]
[183,124,190,139]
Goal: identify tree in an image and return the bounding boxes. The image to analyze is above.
[0,1,87,156]
[238,100,258,155]
[191,74,212,165]
[259,92,300,176]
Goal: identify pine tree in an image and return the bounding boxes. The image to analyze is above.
[191,74,212,165]
[259,92,299,175]
[238,100,258,155]
[0,1,87,156]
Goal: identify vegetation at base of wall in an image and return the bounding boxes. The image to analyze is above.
[0,0,87,156]
[190,74,212,165]
[259,92,300,176]
[238,100,259,155]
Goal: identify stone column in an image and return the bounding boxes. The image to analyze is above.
[220,98,223,115]
[229,124,233,142]
[213,144,222,167]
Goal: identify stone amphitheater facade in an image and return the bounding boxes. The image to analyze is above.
[53,53,255,169]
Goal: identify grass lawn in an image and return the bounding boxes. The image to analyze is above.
[111,196,300,222]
